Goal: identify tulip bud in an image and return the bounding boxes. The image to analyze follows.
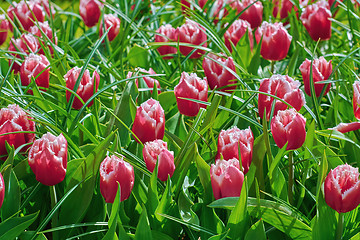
[28,133,67,186]
[0,172,4,208]
[100,155,134,203]
[0,104,35,157]
[232,0,263,29]
[216,126,253,174]
[324,164,360,213]
[7,0,45,31]
[79,0,103,27]
[330,122,360,133]
[177,20,207,59]
[203,53,237,92]
[127,68,161,94]
[64,67,100,110]
[299,57,332,97]
[20,54,50,92]
[155,24,178,59]
[36,0,55,17]
[300,0,332,41]
[271,109,306,150]
[279,0,308,20]
[100,14,121,42]
[0,15,9,46]
[258,74,305,120]
[224,19,253,52]
[257,21,292,61]
[132,98,165,143]
[353,81,360,120]
[174,72,208,117]
[143,139,175,181]
[210,158,244,200]
[30,21,58,55]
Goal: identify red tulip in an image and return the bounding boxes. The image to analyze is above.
[177,20,207,59]
[7,0,45,31]
[35,0,55,17]
[300,0,332,41]
[224,19,253,52]
[65,67,100,110]
[271,109,306,150]
[127,68,161,94]
[353,81,360,120]
[257,21,292,61]
[258,74,305,120]
[210,158,244,200]
[232,0,263,29]
[0,15,9,46]
[202,53,237,92]
[181,0,207,13]
[216,126,253,174]
[330,122,360,133]
[132,98,165,143]
[299,57,332,97]
[79,0,103,27]
[30,21,58,54]
[324,164,360,213]
[0,104,35,158]
[20,54,50,92]
[278,0,308,20]
[100,155,134,203]
[155,24,178,59]
[143,139,175,181]
[174,72,208,117]
[28,133,67,186]
[100,14,121,42]
[0,173,4,208]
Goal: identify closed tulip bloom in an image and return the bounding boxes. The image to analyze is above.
[210,158,244,200]
[271,109,306,150]
[174,72,208,117]
[127,68,161,94]
[0,104,35,157]
[65,67,100,110]
[258,75,305,120]
[7,0,45,31]
[28,133,67,186]
[300,0,332,41]
[20,54,50,91]
[181,0,207,13]
[79,0,103,27]
[257,21,292,61]
[0,173,4,208]
[30,21,58,55]
[0,15,9,46]
[132,98,165,143]
[279,0,308,20]
[216,126,253,174]
[232,0,263,29]
[324,164,360,213]
[330,122,360,133]
[35,0,55,17]
[177,20,207,59]
[203,53,237,92]
[155,24,178,59]
[353,81,360,120]
[299,57,332,97]
[143,139,175,181]
[100,14,121,42]
[224,19,253,52]
[100,155,134,203]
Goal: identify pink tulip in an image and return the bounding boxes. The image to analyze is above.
[177,20,207,59]
[330,122,360,133]
[20,54,50,92]
[271,109,306,150]
[0,104,35,157]
[143,139,175,181]
[100,14,121,42]
[7,0,45,31]
[216,126,253,174]
[181,0,207,13]
[224,19,253,52]
[64,67,100,110]
[100,155,134,203]
[174,72,208,117]
[30,21,58,54]
[257,21,292,61]
[79,0,103,27]
[278,0,308,20]
[258,74,305,120]
[202,53,237,92]
[35,0,55,17]
[127,68,161,94]
[300,0,332,41]
[28,133,67,186]
[0,173,4,208]
[132,98,165,143]
[353,81,360,120]
[0,15,9,46]
[210,158,244,200]
[232,0,263,29]
[299,57,332,97]
[155,24,178,59]
[324,164,360,213]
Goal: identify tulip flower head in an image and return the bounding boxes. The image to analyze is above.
[232,0,263,29]
[271,109,306,150]
[177,20,207,59]
[155,24,178,59]
[210,158,244,199]
[100,14,121,42]
[0,15,9,46]
[324,164,360,213]
[79,0,103,27]
[143,139,175,181]
[174,72,208,117]
[127,68,161,94]
[20,54,50,92]
[28,133,67,186]
[100,155,135,203]
[224,19,253,52]
[30,21,58,55]
[353,81,360,120]
[330,122,360,134]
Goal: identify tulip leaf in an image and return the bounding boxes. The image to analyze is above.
[128,45,149,68]
[248,37,262,75]
[1,168,20,220]
[155,178,172,223]
[244,219,266,240]
[268,143,288,201]
[146,159,159,227]
[135,206,153,240]
[0,212,38,240]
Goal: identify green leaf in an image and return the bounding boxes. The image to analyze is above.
[0,212,38,240]
[1,169,20,220]
[135,206,152,240]
[244,220,266,240]
[102,183,122,240]
[147,159,159,227]
[128,45,149,68]
[248,38,262,75]
[268,143,288,201]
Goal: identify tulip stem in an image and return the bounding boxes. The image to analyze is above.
[50,185,58,240]
[336,212,344,240]
[270,61,275,74]
[288,151,294,205]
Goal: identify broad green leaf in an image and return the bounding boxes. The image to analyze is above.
[135,206,152,240]
[1,169,20,220]
[0,212,38,240]
[128,45,149,68]
[244,220,266,240]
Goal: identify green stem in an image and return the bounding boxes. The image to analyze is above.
[270,61,275,74]
[79,113,84,146]
[336,212,344,240]
[50,185,58,240]
[288,151,294,205]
